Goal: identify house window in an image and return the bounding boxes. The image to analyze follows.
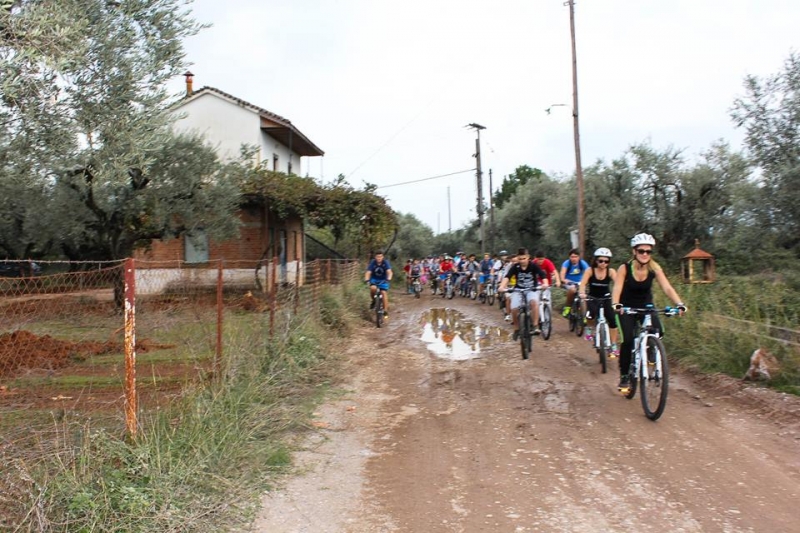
[185,229,209,263]
[273,153,279,172]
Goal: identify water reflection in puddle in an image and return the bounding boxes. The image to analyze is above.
[419,308,510,360]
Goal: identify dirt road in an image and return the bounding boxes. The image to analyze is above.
[252,292,800,533]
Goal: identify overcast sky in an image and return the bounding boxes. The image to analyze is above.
[168,0,799,234]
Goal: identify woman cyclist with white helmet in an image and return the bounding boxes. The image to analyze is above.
[611,233,687,392]
[578,247,619,355]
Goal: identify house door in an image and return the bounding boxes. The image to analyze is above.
[280,229,287,284]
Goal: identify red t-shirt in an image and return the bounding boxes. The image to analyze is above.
[535,258,556,284]
[439,260,454,273]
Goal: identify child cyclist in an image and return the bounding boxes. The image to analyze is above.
[365,250,393,319]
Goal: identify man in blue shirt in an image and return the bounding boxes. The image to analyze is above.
[560,248,590,317]
[365,250,393,318]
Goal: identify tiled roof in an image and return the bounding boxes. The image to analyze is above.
[188,86,292,126]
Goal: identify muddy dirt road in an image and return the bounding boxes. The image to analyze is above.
[252,292,800,533]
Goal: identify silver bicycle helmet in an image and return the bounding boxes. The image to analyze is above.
[630,233,656,248]
[593,247,612,258]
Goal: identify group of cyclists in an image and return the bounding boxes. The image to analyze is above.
[365,233,687,392]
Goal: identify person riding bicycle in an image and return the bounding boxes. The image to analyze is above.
[409,258,422,292]
[533,250,561,288]
[578,247,619,355]
[365,250,393,319]
[501,252,518,321]
[439,254,455,289]
[560,248,590,318]
[499,248,548,339]
[477,252,493,297]
[611,233,687,392]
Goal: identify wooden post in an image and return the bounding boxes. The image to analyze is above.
[270,257,278,337]
[293,259,300,316]
[215,259,223,377]
[123,258,138,440]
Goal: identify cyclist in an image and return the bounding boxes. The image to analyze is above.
[365,250,393,319]
[409,258,422,293]
[560,248,590,318]
[465,253,481,295]
[501,252,518,321]
[611,233,687,392]
[439,254,455,290]
[578,247,619,355]
[533,250,561,288]
[499,248,548,339]
[478,252,493,298]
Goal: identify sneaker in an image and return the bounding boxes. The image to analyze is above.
[584,328,593,342]
[648,346,657,365]
[562,306,571,318]
[512,330,520,341]
[617,374,630,392]
[610,344,619,358]
[504,314,512,322]
[383,312,389,320]
[532,327,542,336]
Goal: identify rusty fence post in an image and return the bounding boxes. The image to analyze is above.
[123,258,138,440]
[215,259,223,378]
[293,259,300,316]
[270,257,278,338]
[314,260,321,311]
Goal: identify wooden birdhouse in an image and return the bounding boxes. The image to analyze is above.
[681,239,715,284]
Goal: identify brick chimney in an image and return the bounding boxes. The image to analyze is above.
[184,71,194,97]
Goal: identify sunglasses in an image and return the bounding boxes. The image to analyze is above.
[596,259,610,264]
[635,248,653,255]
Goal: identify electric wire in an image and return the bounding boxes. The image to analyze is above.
[375,168,475,189]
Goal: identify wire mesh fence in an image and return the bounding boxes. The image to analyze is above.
[0,258,361,438]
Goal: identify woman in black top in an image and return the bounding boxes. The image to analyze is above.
[611,233,687,392]
[578,247,618,353]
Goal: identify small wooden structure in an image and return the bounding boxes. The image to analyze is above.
[681,239,715,284]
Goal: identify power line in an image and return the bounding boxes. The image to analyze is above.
[375,168,475,189]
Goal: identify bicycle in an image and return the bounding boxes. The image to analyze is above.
[566,289,585,337]
[481,275,496,306]
[503,288,536,360]
[430,272,440,295]
[369,284,387,328]
[469,273,479,300]
[619,306,680,420]
[584,294,612,374]
[441,274,455,299]
[412,276,422,299]
[537,287,553,341]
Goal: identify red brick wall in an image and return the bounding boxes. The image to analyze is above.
[134,207,303,265]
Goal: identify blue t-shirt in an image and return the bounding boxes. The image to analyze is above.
[367,259,392,281]
[561,258,590,283]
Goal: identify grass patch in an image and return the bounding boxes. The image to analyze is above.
[662,273,800,394]
[2,281,361,531]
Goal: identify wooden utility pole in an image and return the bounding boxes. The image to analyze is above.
[468,123,486,255]
[566,0,586,257]
[489,169,495,253]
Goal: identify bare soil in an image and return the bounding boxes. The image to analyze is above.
[252,292,800,533]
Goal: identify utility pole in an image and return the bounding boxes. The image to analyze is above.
[489,169,495,254]
[447,186,452,232]
[566,0,586,257]
[467,123,486,255]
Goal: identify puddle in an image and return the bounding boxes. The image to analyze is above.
[419,308,510,360]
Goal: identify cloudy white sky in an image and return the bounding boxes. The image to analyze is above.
[169,0,799,234]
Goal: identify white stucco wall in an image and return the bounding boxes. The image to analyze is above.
[172,92,303,174]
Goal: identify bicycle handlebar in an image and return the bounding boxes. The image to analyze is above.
[618,306,681,317]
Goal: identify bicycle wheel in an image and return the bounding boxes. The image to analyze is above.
[520,312,531,360]
[470,281,478,300]
[574,303,585,338]
[375,296,383,328]
[541,304,552,340]
[640,336,669,420]
[487,288,495,306]
[568,305,577,332]
[597,324,607,374]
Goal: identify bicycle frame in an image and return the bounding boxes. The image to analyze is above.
[631,313,662,381]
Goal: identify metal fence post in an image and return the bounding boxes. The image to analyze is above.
[123,258,138,440]
[270,257,278,338]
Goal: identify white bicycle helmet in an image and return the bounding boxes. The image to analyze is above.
[498,250,508,255]
[630,233,656,248]
[593,247,612,258]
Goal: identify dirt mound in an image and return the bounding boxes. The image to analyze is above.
[0,330,174,378]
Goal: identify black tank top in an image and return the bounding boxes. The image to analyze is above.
[620,261,655,307]
[587,269,611,298]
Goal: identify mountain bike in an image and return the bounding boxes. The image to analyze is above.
[584,294,612,373]
[412,276,421,299]
[469,273,479,300]
[504,288,536,360]
[482,275,496,306]
[566,289,585,337]
[619,306,680,420]
[369,284,387,328]
[430,272,440,295]
[538,287,553,340]
[441,274,455,299]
